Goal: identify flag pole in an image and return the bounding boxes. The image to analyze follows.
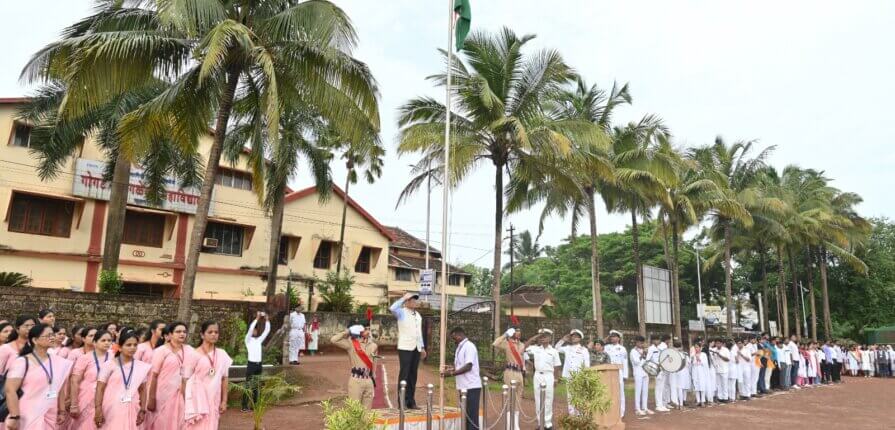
[438,0,454,424]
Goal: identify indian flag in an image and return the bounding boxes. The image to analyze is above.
[454,0,471,50]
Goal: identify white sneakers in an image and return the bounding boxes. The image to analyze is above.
[636,410,647,416]
[645,409,655,415]
[655,406,671,412]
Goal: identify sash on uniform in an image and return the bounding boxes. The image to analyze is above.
[507,340,524,368]
[352,338,376,387]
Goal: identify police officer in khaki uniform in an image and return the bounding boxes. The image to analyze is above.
[493,326,528,386]
[331,322,378,407]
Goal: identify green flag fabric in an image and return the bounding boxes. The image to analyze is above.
[454,0,471,50]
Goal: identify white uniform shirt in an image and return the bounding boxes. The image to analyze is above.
[605,343,628,379]
[526,345,562,373]
[776,345,791,364]
[555,341,590,378]
[454,339,482,390]
[729,344,740,374]
[787,341,800,362]
[630,347,648,378]
[833,346,843,362]
[289,311,305,332]
[390,298,425,351]
[714,347,730,374]
[245,319,271,363]
[647,344,661,364]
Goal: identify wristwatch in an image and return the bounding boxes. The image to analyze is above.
[7,416,19,420]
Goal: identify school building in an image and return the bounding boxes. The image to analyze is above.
[0,97,469,306]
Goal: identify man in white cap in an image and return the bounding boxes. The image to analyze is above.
[556,329,590,416]
[330,321,378,407]
[525,329,561,429]
[604,330,628,417]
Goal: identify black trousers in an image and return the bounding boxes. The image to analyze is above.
[242,361,263,409]
[790,361,799,386]
[398,349,421,407]
[770,366,780,389]
[821,360,832,382]
[463,388,481,430]
[832,362,842,382]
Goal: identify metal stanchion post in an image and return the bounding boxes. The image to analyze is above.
[539,382,547,430]
[399,380,407,430]
[502,385,509,430]
[481,377,489,430]
[509,380,517,430]
[460,389,468,430]
[426,384,434,430]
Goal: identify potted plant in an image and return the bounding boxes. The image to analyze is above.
[559,368,611,429]
[230,374,300,430]
[322,399,378,430]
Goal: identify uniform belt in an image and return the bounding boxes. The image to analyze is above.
[505,364,525,374]
[350,367,372,379]
[536,370,554,375]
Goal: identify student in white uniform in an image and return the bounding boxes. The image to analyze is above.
[690,338,711,407]
[734,339,752,400]
[712,339,731,402]
[648,336,670,412]
[629,335,651,416]
[288,304,306,365]
[661,335,679,408]
[604,331,628,417]
[776,338,792,389]
[556,329,590,416]
[725,339,739,402]
[672,340,690,407]
[525,329,562,430]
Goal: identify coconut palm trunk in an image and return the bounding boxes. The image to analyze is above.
[818,246,832,340]
[492,159,505,338]
[777,245,789,336]
[631,209,646,337]
[335,168,352,272]
[805,246,817,341]
[671,220,682,340]
[787,248,803,338]
[265,192,286,308]
[100,155,132,273]
[177,69,241,320]
[723,221,734,337]
[585,187,604,338]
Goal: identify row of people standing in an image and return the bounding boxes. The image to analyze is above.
[845,344,894,377]
[0,310,234,430]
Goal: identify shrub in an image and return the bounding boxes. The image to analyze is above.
[566,368,611,421]
[316,271,354,312]
[557,414,599,430]
[98,270,123,294]
[322,399,378,430]
[0,272,31,287]
[229,374,300,430]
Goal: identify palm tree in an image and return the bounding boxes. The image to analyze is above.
[396,28,600,337]
[511,230,542,265]
[694,138,778,336]
[332,134,385,273]
[24,0,380,319]
[18,81,201,281]
[224,104,335,307]
[506,79,623,337]
[601,116,675,336]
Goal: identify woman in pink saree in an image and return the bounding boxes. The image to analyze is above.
[94,331,150,430]
[185,322,232,430]
[68,330,113,430]
[0,316,35,374]
[66,328,97,367]
[145,322,197,430]
[135,321,165,365]
[2,323,74,430]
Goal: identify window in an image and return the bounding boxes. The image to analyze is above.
[354,247,372,273]
[394,268,414,282]
[202,222,244,256]
[278,237,290,265]
[7,193,74,237]
[10,123,32,148]
[122,210,165,247]
[120,282,166,297]
[448,274,462,286]
[215,168,253,190]
[313,241,333,269]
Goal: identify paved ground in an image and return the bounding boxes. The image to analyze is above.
[220,355,894,429]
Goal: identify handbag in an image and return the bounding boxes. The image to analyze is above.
[0,357,29,420]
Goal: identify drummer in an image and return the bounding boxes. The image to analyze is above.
[629,335,651,416]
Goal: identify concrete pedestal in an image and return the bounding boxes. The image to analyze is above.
[590,364,625,430]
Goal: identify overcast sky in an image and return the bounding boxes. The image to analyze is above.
[2,1,893,266]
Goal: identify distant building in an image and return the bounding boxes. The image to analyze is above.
[383,226,470,300]
[502,285,554,317]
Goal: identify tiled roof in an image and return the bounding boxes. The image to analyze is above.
[383,226,440,255]
[285,185,395,241]
[388,254,470,276]
[501,286,552,307]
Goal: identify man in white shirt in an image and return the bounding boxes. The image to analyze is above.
[787,335,801,389]
[775,337,792,389]
[556,329,590,415]
[390,292,426,409]
[243,312,271,411]
[287,304,306,365]
[648,336,670,412]
[629,335,651,416]
[442,327,482,430]
[604,331,628,417]
[526,329,562,429]
[727,339,740,402]
[710,339,730,402]
[832,342,844,383]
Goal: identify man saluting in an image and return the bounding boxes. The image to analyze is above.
[330,322,378,408]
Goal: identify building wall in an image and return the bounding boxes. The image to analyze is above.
[0,103,391,304]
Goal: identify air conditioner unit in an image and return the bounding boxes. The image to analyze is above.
[203,238,219,248]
